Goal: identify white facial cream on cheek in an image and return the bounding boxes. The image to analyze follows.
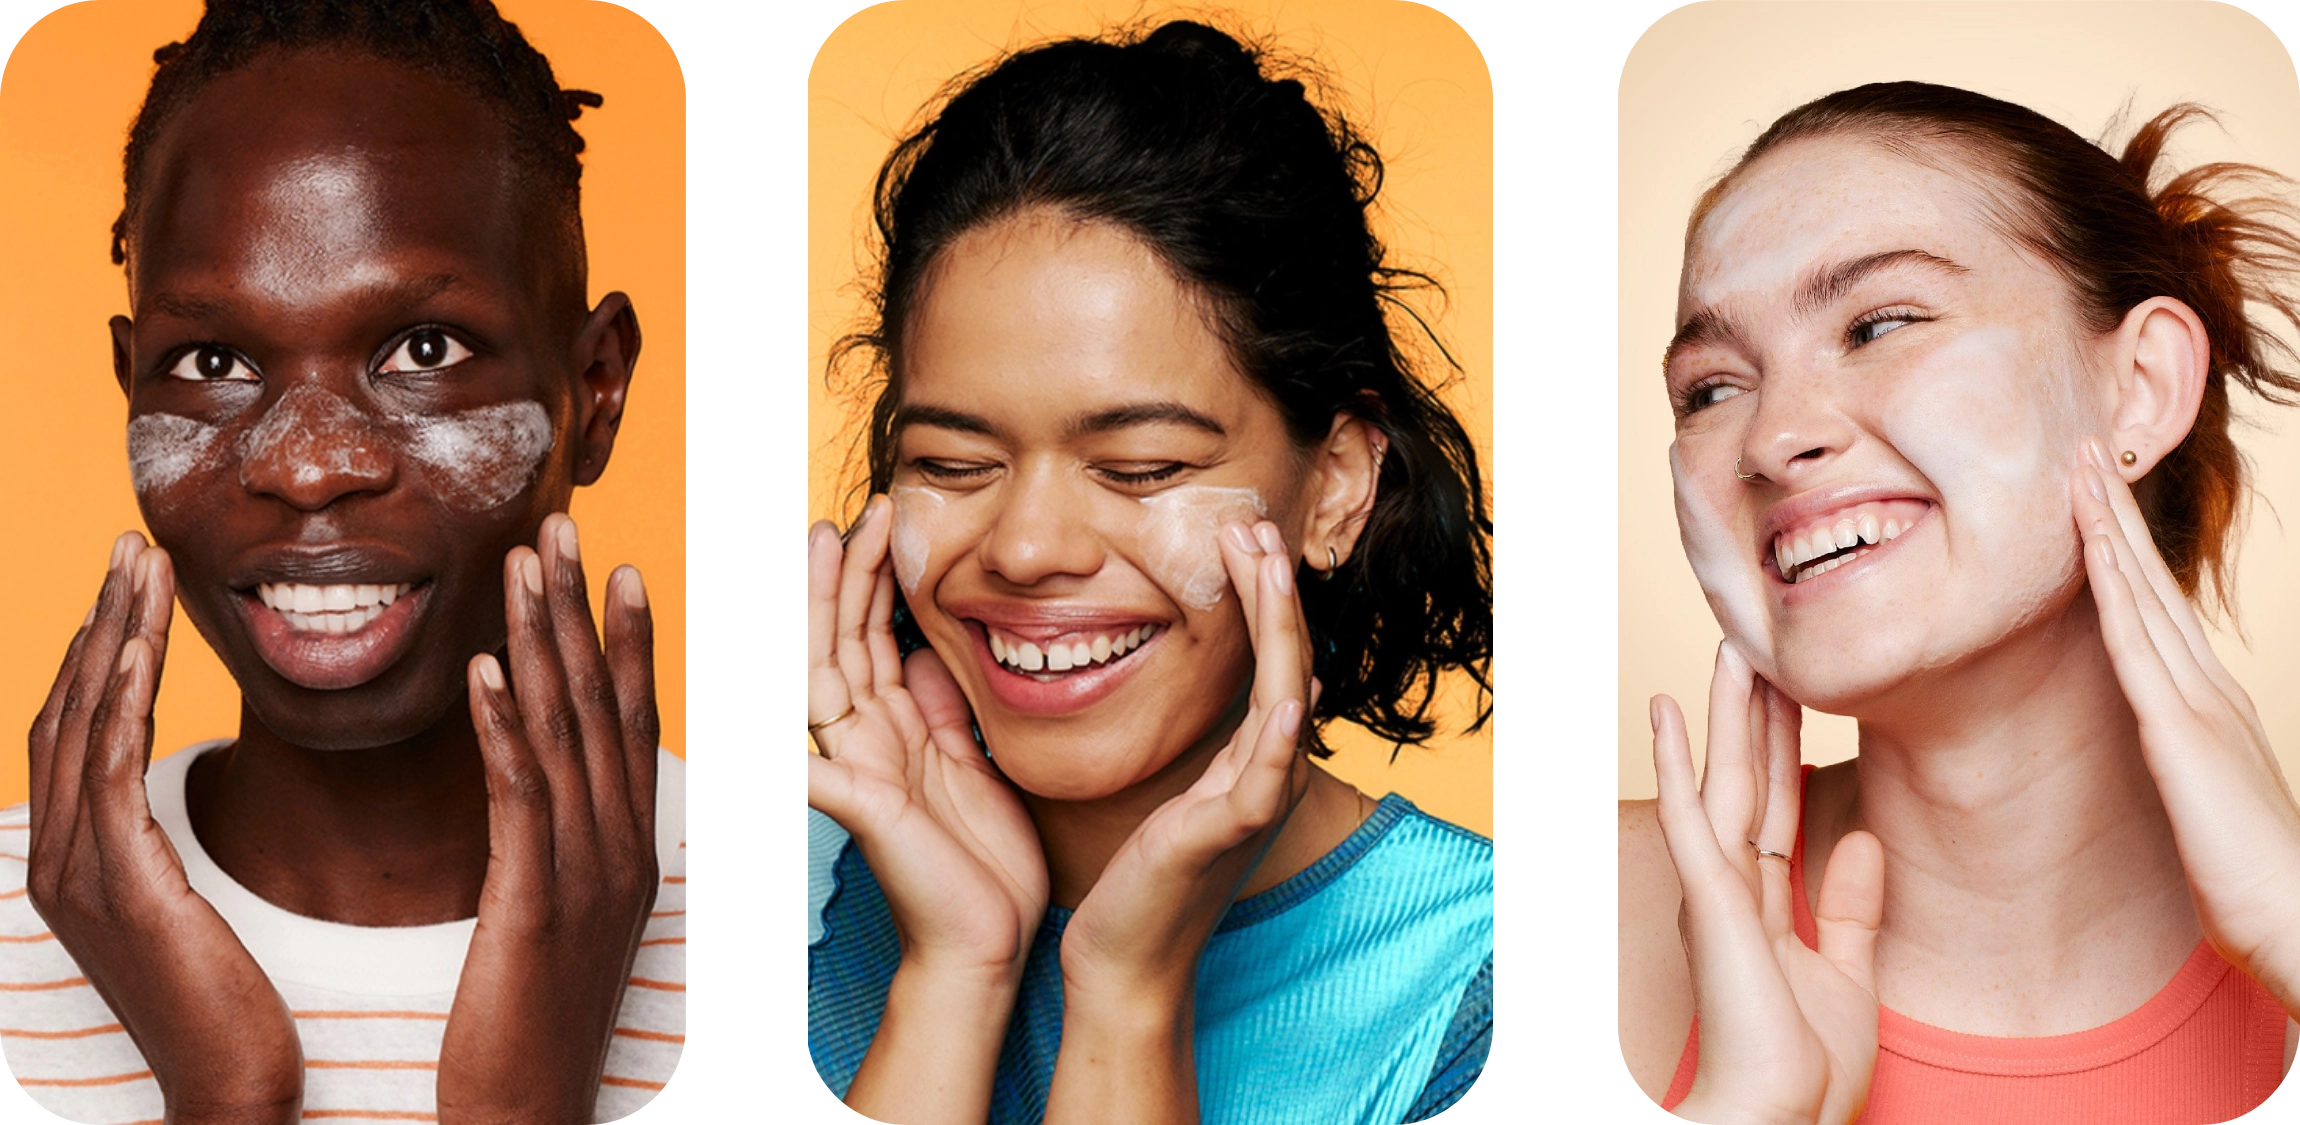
[888,486,946,596]
[402,401,556,512]
[127,413,226,495]
[1670,442,1776,667]
[1137,486,1268,611]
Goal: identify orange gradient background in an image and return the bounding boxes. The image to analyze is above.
[0,0,687,808]
[808,0,1493,834]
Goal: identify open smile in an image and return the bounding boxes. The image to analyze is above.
[965,617,1166,716]
[237,579,432,691]
[1766,498,1932,586]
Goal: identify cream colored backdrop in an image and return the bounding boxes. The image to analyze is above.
[1619,2,2300,798]
[811,0,1494,834]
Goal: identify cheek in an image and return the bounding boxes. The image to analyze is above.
[1670,441,1774,664]
[889,486,954,596]
[401,401,557,513]
[127,413,228,498]
[1134,486,1267,612]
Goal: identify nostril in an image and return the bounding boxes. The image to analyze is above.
[1791,446,1828,462]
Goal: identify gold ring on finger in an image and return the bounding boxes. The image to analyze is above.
[808,704,857,736]
[1749,840,1791,863]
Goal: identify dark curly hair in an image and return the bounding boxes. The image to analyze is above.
[838,20,1492,751]
[111,0,600,279]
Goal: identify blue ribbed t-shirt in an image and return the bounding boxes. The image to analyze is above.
[808,795,1492,1124]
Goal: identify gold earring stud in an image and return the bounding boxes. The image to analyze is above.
[2120,450,2138,467]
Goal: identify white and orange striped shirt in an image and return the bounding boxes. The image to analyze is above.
[0,743,685,1124]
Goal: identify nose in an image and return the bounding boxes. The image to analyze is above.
[1736,366,1858,484]
[237,381,397,510]
[976,461,1106,588]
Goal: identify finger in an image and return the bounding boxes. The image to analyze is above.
[44,534,145,848]
[907,648,986,765]
[1698,642,1759,874]
[1753,682,1802,938]
[2081,528,2196,738]
[835,497,895,702]
[84,635,161,846]
[1650,694,1737,891]
[1245,546,1307,714]
[867,562,902,696]
[501,546,589,844]
[604,566,661,836]
[29,597,101,844]
[1814,828,1885,995]
[2086,440,2212,654]
[468,654,552,887]
[538,516,630,822]
[2081,489,2214,704]
[1221,697,1306,833]
[133,550,176,693]
[808,521,855,731]
[1217,521,1264,628]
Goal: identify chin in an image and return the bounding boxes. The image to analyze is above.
[237,666,467,751]
[984,728,1166,802]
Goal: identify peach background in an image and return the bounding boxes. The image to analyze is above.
[1618,2,2300,797]
[0,0,687,809]
[809,0,1494,834]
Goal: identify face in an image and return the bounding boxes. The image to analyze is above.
[1666,135,2111,710]
[891,212,1318,802]
[116,51,625,750]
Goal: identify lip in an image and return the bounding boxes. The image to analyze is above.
[228,544,433,691]
[961,616,1159,713]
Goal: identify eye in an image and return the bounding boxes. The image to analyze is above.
[379,329,473,374]
[1849,308,1928,347]
[166,345,258,383]
[1098,463,1188,486]
[1679,381,1747,414]
[912,458,997,482]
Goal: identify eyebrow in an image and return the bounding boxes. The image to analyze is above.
[889,400,1228,441]
[1664,249,1970,373]
[142,273,466,323]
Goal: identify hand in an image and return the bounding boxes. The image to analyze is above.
[1651,643,1883,1125]
[26,532,303,1124]
[437,515,660,1124]
[806,495,1047,1123]
[1045,520,1315,1125]
[2072,439,2300,1013]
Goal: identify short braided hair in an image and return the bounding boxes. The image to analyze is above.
[112,0,600,271]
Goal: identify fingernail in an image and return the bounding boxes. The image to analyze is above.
[2086,469,2106,502]
[1649,696,1663,731]
[1271,554,1294,595]
[116,641,138,674]
[1224,524,1255,552]
[809,521,831,549]
[2092,536,2119,571]
[618,566,648,609]
[2085,437,2108,470]
[555,518,580,562]
[109,533,130,570]
[521,554,544,596]
[1257,524,1285,554]
[1277,699,1303,741]
[82,604,96,627]
[477,656,505,691]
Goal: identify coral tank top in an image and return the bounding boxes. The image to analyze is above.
[1661,775,2290,1124]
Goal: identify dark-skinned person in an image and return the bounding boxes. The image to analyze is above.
[0,3,681,1122]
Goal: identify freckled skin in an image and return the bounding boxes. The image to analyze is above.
[92,39,650,955]
[1667,136,2112,714]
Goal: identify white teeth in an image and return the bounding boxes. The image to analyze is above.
[1091,635,1112,663]
[1857,513,1880,545]
[990,625,1159,674]
[257,582,410,633]
[293,585,322,613]
[991,633,1007,662]
[1019,642,1045,672]
[1833,520,1858,551]
[1884,519,1904,540]
[1046,644,1074,672]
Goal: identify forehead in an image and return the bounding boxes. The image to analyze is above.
[903,214,1248,416]
[131,50,540,304]
[1680,134,2024,317]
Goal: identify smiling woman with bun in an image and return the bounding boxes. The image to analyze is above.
[806,20,1493,1125]
[1621,82,2300,1124]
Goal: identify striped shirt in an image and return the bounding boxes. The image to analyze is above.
[0,743,685,1124]
[810,794,1491,1124]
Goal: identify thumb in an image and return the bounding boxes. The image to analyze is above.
[1813,829,1884,994]
[905,647,984,762]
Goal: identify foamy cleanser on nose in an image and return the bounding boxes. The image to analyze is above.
[1139,486,1267,611]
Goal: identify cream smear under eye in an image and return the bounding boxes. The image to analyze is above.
[403,400,555,512]
[127,413,226,495]
[1138,486,1267,611]
[889,486,947,596]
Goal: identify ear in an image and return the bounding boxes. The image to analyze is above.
[1298,413,1388,574]
[2103,296,2209,482]
[111,315,135,399]
[569,292,642,487]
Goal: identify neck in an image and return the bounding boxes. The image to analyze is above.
[1807,590,2198,1034]
[185,694,491,926]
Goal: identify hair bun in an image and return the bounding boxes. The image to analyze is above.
[1139,20,1259,78]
